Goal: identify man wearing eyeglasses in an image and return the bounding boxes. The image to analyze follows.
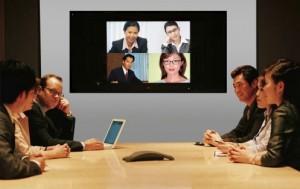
[161,21,190,53]
[25,74,103,151]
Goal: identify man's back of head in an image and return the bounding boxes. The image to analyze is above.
[0,59,36,104]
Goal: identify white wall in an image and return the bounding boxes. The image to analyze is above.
[40,0,256,142]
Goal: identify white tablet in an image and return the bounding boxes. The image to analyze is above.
[103,119,126,149]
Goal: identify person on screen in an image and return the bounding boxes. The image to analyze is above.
[203,65,264,145]
[109,21,148,53]
[108,54,143,84]
[228,59,300,170]
[158,53,189,83]
[161,21,190,53]
[25,74,104,152]
[0,59,45,179]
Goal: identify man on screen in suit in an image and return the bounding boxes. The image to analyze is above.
[0,59,45,179]
[109,21,148,53]
[108,54,143,84]
[25,74,104,152]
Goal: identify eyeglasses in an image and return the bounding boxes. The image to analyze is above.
[45,87,64,97]
[166,28,178,35]
[163,59,182,66]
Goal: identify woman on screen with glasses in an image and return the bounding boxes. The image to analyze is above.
[158,53,189,83]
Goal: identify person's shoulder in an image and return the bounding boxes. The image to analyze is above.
[111,67,122,72]
[46,108,65,117]
[28,102,40,113]
[137,37,147,43]
[112,38,124,45]
[0,106,10,124]
[273,101,299,118]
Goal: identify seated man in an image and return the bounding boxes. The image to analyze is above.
[25,74,103,151]
[217,76,274,153]
[0,59,45,179]
[108,54,142,84]
[203,65,265,146]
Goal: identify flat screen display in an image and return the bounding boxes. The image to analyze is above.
[104,121,123,144]
[70,11,227,92]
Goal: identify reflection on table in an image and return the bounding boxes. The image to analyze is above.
[1,143,299,189]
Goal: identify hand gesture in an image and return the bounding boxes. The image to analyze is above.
[84,138,104,151]
[57,97,71,114]
[228,146,254,164]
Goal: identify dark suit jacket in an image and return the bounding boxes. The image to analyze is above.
[25,102,83,151]
[0,104,41,179]
[221,101,265,143]
[46,108,75,140]
[109,37,148,53]
[108,67,142,84]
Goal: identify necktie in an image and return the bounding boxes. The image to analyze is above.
[125,72,128,80]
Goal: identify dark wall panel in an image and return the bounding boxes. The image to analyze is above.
[0,0,5,60]
[4,0,40,75]
[257,0,300,71]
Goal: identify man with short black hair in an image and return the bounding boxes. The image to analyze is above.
[108,54,142,84]
[0,59,45,179]
[203,65,265,146]
[161,21,190,53]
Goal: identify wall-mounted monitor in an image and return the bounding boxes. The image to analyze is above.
[70,11,226,93]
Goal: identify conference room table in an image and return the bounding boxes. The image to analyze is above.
[1,143,299,189]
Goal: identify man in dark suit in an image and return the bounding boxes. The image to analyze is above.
[25,74,104,152]
[109,21,148,53]
[0,59,45,179]
[203,65,265,146]
[108,54,143,84]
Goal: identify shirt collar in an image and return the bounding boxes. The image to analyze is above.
[122,66,128,75]
[122,39,139,52]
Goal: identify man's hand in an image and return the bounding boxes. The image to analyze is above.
[57,97,71,114]
[84,138,104,151]
[30,155,46,172]
[44,144,70,159]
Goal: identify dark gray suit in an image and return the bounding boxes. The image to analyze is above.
[25,102,83,152]
[0,104,41,179]
[109,37,148,53]
[108,67,142,84]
